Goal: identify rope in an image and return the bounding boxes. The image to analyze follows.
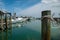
[41,15,56,22]
[41,15,60,27]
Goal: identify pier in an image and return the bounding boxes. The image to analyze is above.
[0,11,12,30]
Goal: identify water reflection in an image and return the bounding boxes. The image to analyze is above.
[0,29,12,40]
[51,21,60,40]
[12,19,33,28]
[1,19,60,40]
[0,21,30,40]
[12,20,41,40]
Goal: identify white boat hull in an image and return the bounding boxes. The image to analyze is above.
[12,18,28,23]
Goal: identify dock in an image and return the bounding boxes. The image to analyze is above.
[0,11,12,30]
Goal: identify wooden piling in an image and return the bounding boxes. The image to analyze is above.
[9,13,12,29]
[41,10,51,40]
[5,13,8,29]
[0,11,4,30]
[0,11,12,30]
[0,14,4,30]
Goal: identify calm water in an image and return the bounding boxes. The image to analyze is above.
[0,20,60,40]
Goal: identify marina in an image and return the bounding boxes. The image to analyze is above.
[0,0,60,40]
[0,10,60,40]
[0,19,60,40]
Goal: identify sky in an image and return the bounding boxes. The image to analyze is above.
[0,0,60,17]
[0,0,41,12]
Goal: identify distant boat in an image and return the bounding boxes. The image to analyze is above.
[11,17,28,23]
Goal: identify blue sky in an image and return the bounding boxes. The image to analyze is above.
[0,0,60,17]
[0,0,41,12]
[3,0,41,8]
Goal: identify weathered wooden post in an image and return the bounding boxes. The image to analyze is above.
[1,14,4,30]
[41,10,51,40]
[5,13,8,29]
[9,13,12,29]
[0,11,4,30]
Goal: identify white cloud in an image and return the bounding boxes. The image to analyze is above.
[18,2,60,18]
[19,3,41,17]
[0,8,11,13]
[42,0,60,3]
[4,0,59,18]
